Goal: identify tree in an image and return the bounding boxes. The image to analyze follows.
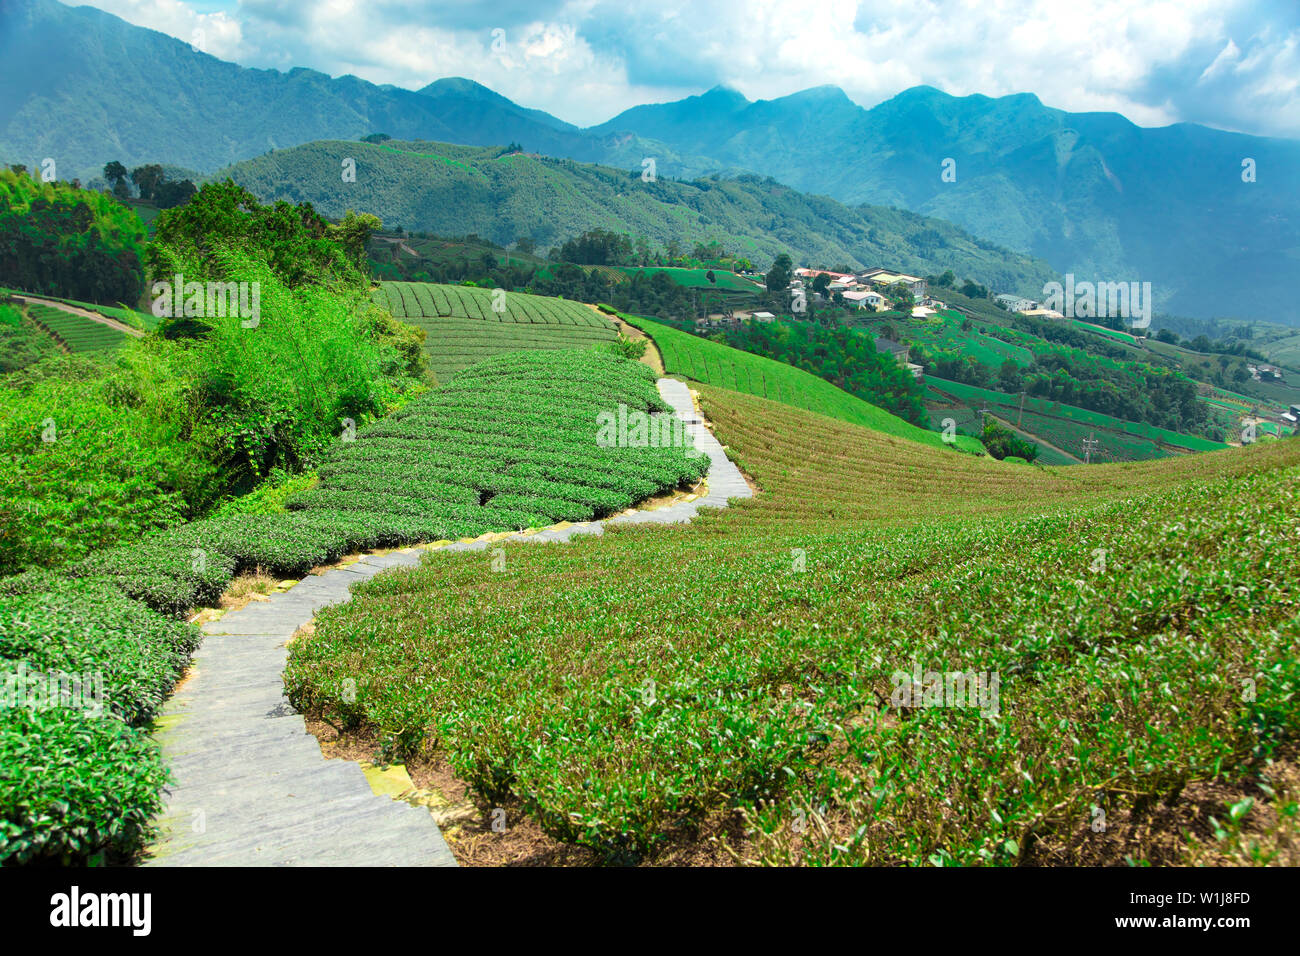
[130,164,165,200]
[812,273,831,296]
[361,133,392,144]
[705,270,716,285]
[514,236,536,255]
[885,281,915,312]
[154,178,197,209]
[981,419,1038,461]
[103,161,128,190]
[997,359,1023,393]
[149,180,364,289]
[765,253,793,293]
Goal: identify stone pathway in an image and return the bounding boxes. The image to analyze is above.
[145,378,748,866]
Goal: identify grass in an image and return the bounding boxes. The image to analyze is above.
[375,281,619,382]
[283,383,1300,863]
[610,266,764,293]
[617,309,984,455]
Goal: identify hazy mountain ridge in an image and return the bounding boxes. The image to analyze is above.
[3,0,1298,319]
[215,138,1059,292]
[604,84,1300,321]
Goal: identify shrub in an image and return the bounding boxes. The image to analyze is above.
[0,574,199,864]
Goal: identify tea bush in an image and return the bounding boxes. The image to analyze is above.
[0,573,198,863]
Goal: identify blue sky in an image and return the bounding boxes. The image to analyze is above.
[83,0,1300,138]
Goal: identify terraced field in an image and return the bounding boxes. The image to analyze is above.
[294,350,705,529]
[375,280,619,382]
[285,383,1300,865]
[618,310,985,454]
[928,377,1228,462]
[50,297,159,331]
[25,303,132,353]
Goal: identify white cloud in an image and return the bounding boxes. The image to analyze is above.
[79,0,1300,137]
[90,0,243,60]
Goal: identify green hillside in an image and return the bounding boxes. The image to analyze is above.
[25,303,131,353]
[286,382,1300,864]
[375,281,618,382]
[218,139,1059,294]
[927,377,1230,463]
[617,310,984,454]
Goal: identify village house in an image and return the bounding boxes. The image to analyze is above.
[694,315,739,332]
[861,270,927,298]
[843,289,885,310]
[873,334,925,380]
[995,293,1039,313]
[874,336,911,363]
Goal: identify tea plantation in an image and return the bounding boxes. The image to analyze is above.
[0,349,703,864]
[285,384,1300,864]
[25,303,132,353]
[375,281,619,382]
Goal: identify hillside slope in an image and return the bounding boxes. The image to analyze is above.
[619,311,985,455]
[285,381,1300,864]
[6,0,1297,320]
[218,140,1058,292]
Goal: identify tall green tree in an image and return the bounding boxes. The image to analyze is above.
[130,164,165,200]
[766,253,793,293]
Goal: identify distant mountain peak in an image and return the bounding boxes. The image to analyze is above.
[784,84,853,103]
[419,76,504,100]
[699,84,749,109]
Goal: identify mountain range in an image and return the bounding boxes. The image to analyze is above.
[214,139,1057,293]
[2,0,1298,320]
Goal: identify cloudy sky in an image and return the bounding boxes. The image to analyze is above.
[82,0,1300,138]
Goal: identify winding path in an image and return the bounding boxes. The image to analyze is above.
[145,378,750,866]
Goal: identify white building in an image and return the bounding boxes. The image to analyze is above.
[843,289,885,310]
[995,293,1038,313]
[861,270,927,297]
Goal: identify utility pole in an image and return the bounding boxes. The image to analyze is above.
[1082,432,1099,465]
[1017,391,1026,427]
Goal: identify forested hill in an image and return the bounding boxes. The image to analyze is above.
[216,140,1058,291]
